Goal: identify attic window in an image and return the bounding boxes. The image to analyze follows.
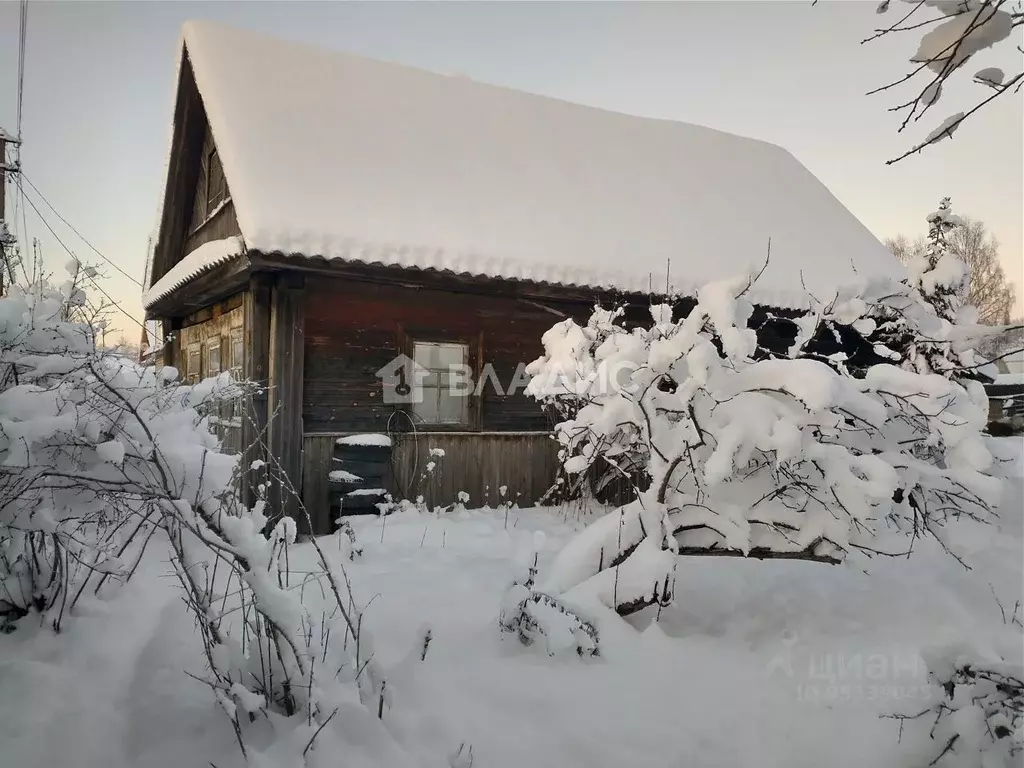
[206,148,227,212]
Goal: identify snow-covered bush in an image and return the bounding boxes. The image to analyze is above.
[527,263,1000,615]
[888,590,1023,768]
[168,469,381,759]
[890,639,1023,767]
[0,272,385,763]
[335,518,363,560]
[499,535,599,657]
[0,273,235,626]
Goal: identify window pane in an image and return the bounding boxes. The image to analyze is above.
[231,335,244,372]
[443,367,472,390]
[412,387,439,424]
[413,342,437,370]
[437,390,468,424]
[435,343,466,368]
[208,345,221,376]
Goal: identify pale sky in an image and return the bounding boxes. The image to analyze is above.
[0,1,1020,339]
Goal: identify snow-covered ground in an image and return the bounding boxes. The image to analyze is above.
[3,440,1021,768]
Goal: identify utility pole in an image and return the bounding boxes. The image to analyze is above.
[1,136,6,219]
[0,130,22,295]
[1,135,8,296]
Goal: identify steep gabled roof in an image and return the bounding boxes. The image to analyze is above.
[154,20,904,309]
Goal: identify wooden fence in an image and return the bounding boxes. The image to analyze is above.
[301,431,559,533]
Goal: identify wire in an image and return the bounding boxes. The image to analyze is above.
[20,172,142,287]
[21,188,148,334]
[19,178,30,281]
[16,0,27,141]
[19,180,30,282]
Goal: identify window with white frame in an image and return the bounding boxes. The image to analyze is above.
[411,341,471,425]
[207,342,221,377]
[187,347,202,384]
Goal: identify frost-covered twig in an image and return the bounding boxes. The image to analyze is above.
[849,0,1021,162]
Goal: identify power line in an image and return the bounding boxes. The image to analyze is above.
[19,177,30,281]
[20,172,143,287]
[21,188,148,334]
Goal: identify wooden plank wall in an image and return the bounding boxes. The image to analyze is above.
[241,276,272,506]
[391,431,560,508]
[149,54,207,297]
[268,274,307,527]
[183,198,240,255]
[303,277,583,434]
[301,431,560,532]
[181,120,240,255]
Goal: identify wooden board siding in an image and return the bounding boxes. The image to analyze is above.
[183,198,240,256]
[150,59,241,309]
[303,277,580,434]
[301,431,559,532]
[150,54,206,297]
[188,123,226,233]
[174,294,245,454]
[241,275,272,506]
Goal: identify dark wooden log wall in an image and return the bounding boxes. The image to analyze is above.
[303,277,578,434]
[301,431,560,531]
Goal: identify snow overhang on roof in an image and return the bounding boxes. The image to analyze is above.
[166,21,905,309]
[143,236,245,308]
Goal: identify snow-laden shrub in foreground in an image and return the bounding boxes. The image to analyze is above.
[888,629,1023,768]
[0,275,389,765]
[499,533,599,657]
[0,274,232,625]
[526,264,1000,616]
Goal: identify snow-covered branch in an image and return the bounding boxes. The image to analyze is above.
[854,0,1022,163]
[527,222,1000,615]
[0,272,387,764]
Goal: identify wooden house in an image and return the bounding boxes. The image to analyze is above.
[983,348,1024,432]
[143,21,903,533]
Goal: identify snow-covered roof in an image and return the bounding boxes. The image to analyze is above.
[993,373,1024,387]
[144,236,245,308]
[998,349,1024,375]
[176,21,904,308]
